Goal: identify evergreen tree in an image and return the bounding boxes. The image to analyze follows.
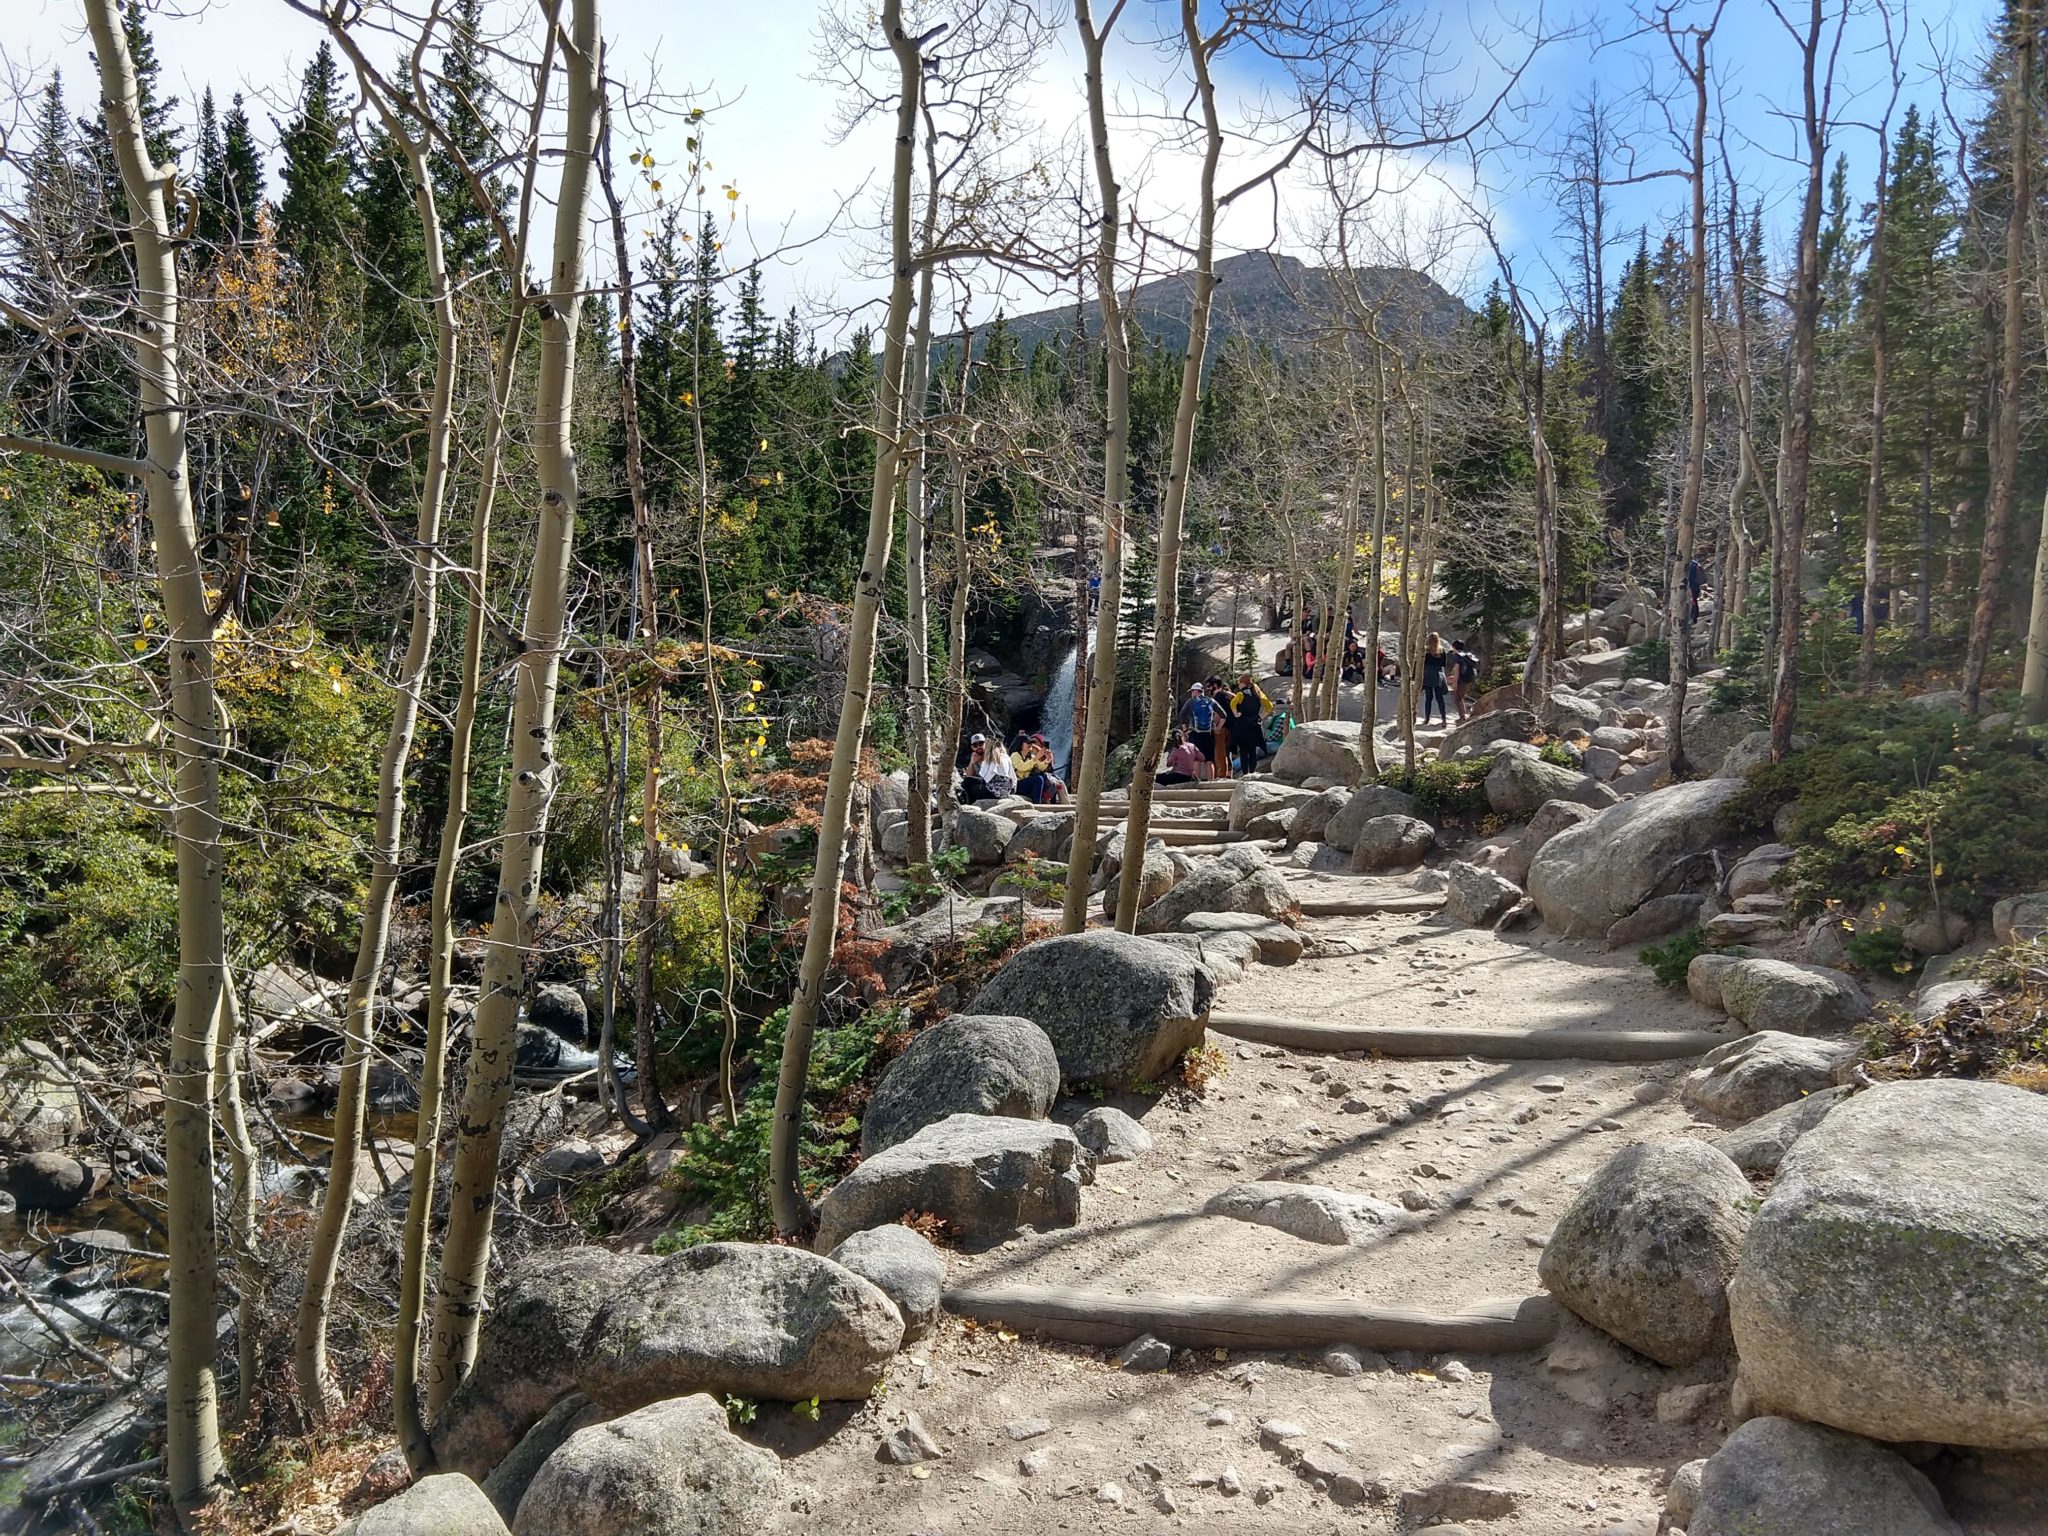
[1605,235,1678,527]
[276,42,359,297]
[353,126,430,359]
[430,0,504,275]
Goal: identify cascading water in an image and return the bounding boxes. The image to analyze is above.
[1042,645,1077,779]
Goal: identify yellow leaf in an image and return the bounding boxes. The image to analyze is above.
[133,637,148,652]
[650,180,662,193]
[908,1466,933,1480]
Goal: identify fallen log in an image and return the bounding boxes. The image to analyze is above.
[1207,1012,1735,1061]
[1294,894,1445,916]
[943,1286,1560,1353]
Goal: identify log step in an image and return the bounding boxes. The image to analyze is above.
[1207,1012,1736,1061]
[1293,894,1446,916]
[943,1285,1561,1353]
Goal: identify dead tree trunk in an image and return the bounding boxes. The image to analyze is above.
[1664,15,1714,773]
[1966,0,2033,712]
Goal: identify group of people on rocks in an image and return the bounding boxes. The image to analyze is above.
[957,729,1070,806]
[1160,673,1274,784]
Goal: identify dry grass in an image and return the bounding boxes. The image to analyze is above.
[1862,939,2048,1092]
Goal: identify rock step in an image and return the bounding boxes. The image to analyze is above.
[1207,1012,1736,1062]
[943,1285,1560,1353]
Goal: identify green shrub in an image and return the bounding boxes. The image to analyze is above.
[654,1004,892,1247]
[1640,926,1706,989]
[1538,740,1578,769]
[1722,697,2048,920]
[1625,635,1670,679]
[1844,923,1915,978]
[1383,754,1494,820]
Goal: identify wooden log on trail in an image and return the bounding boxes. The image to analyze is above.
[1207,1012,1736,1061]
[943,1286,1561,1353]
[1293,894,1446,916]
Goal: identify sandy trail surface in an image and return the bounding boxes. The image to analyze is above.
[767,907,1737,1535]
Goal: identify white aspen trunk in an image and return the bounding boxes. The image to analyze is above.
[213,981,259,1427]
[768,0,923,1236]
[396,302,526,1464]
[1360,348,1388,773]
[1062,0,1132,934]
[1116,0,1222,931]
[81,0,228,1510]
[903,249,938,869]
[427,0,602,1405]
[1771,0,1831,758]
[295,108,460,1424]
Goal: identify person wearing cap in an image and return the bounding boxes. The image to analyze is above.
[959,734,1000,802]
[1181,682,1220,780]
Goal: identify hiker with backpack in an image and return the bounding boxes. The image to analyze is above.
[1181,683,1221,781]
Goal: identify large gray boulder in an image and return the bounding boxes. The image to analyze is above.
[1439,707,1539,760]
[1134,844,1295,934]
[1099,846,1176,919]
[1003,813,1074,864]
[1228,779,1320,831]
[1527,778,1745,939]
[948,805,1016,864]
[1605,893,1705,947]
[1350,814,1435,872]
[434,1248,651,1479]
[1325,784,1420,852]
[581,1243,902,1411]
[970,931,1212,1089]
[337,1474,511,1536]
[1681,1031,1856,1121]
[1689,1417,1960,1536]
[1712,1085,1849,1175]
[1729,1080,2048,1449]
[814,1113,1089,1252]
[1443,862,1522,928]
[481,1395,597,1521]
[1718,958,1871,1034]
[827,1224,946,1343]
[1537,1138,1753,1367]
[0,1040,81,1154]
[1484,754,1613,817]
[1205,1182,1407,1246]
[1727,843,1795,899]
[1497,799,1599,886]
[510,1395,792,1536]
[860,1014,1059,1156]
[1992,889,2048,944]
[1271,718,1367,786]
[873,896,1010,990]
[1684,705,1768,777]
[1284,787,1350,848]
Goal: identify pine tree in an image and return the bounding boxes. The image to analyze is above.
[430,0,504,275]
[219,95,262,247]
[354,125,430,358]
[276,42,359,297]
[1605,235,1678,527]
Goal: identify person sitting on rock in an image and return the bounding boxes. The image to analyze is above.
[1014,734,1069,804]
[1159,729,1206,785]
[958,735,1000,802]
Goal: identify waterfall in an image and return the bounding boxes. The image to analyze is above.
[1042,645,1077,779]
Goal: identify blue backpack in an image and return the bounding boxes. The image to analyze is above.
[1189,695,1217,730]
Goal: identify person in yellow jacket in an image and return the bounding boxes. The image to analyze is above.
[1226,674,1270,775]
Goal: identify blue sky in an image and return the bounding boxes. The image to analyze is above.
[8,0,2008,336]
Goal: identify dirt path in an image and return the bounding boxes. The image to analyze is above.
[769,907,1732,1534]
